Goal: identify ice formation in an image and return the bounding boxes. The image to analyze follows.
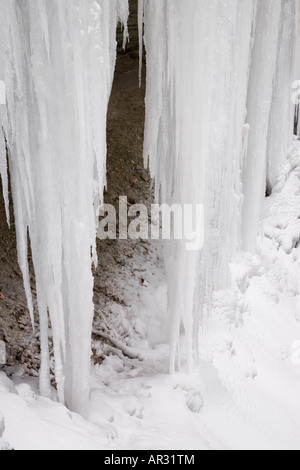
[0,0,128,416]
[0,0,299,416]
[242,0,299,252]
[295,8,300,138]
[141,0,300,372]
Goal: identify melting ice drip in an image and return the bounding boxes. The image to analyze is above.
[140,0,300,373]
[0,0,128,416]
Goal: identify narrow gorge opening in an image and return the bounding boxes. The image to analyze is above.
[91,0,162,366]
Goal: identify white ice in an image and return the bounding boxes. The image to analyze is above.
[0,0,129,416]
[141,0,300,373]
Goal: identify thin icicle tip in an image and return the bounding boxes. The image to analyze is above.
[0,128,10,228]
[0,76,10,227]
[138,0,144,88]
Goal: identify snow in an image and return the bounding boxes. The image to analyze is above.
[1,141,300,450]
[0,0,128,416]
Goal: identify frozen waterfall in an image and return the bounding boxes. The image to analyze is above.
[141,0,300,373]
[0,0,128,416]
[0,0,299,415]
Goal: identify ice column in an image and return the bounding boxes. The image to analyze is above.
[142,0,257,372]
[267,0,298,187]
[242,1,298,252]
[0,0,128,416]
[142,0,299,372]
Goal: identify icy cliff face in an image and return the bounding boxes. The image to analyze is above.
[141,0,299,372]
[0,0,128,416]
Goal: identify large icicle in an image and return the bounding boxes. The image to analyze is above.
[295,1,300,138]
[141,0,298,373]
[0,0,128,416]
[242,1,295,252]
[0,36,9,227]
[142,0,257,372]
[267,0,298,188]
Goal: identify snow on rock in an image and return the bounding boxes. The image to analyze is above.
[197,140,300,449]
[0,411,10,451]
[0,412,9,451]
[0,372,17,394]
[0,413,5,440]
[0,0,129,416]
[0,377,11,451]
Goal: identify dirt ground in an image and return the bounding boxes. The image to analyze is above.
[0,0,153,380]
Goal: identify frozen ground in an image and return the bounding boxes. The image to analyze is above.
[1,139,300,450]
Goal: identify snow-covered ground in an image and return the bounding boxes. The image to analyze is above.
[1,140,300,451]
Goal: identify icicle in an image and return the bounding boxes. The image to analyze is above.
[142,0,298,373]
[242,1,290,252]
[0,110,9,227]
[0,0,128,417]
[296,0,300,138]
[0,13,10,228]
[138,0,144,88]
[142,0,258,372]
[266,0,298,189]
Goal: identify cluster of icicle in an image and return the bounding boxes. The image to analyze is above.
[0,0,128,416]
[0,0,299,417]
[140,0,300,373]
